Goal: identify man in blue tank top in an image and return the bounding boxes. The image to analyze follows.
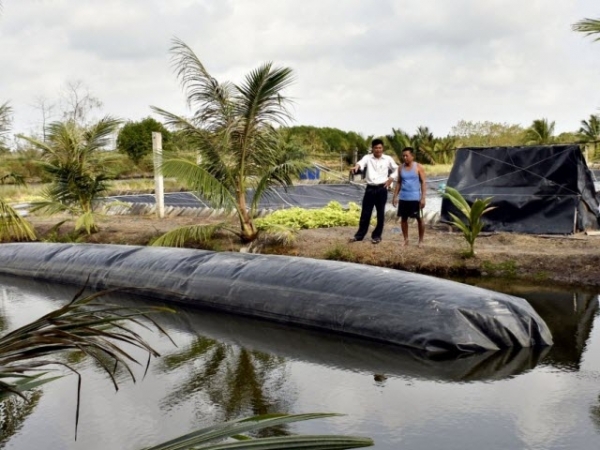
[392,147,427,247]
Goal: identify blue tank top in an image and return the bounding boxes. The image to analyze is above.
[399,163,421,201]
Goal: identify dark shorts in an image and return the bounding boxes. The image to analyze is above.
[397,200,422,220]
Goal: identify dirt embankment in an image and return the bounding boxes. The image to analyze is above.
[21,214,600,289]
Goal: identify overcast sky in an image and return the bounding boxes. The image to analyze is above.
[1,0,599,140]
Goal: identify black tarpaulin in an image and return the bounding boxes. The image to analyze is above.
[441,145,600,234]
[0,243,552,354]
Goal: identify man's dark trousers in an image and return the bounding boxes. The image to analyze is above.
[354,184,388,240]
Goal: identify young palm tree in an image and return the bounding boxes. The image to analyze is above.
[151,38,309,245]
[573,18,600,40]
[524,118,555,145]
[18,117,120,233]
[579,114,600,160]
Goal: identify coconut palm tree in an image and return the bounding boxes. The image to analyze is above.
[18,117,120,233]
[386,127,439,164]
[573,18,600,40]
[151,38,309,245]
[579,114,600,160]
[524,118,555,145]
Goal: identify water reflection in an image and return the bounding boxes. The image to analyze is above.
[0,392,42,447]
[159,336,290,437]
[1,275,599,450]
[160,304,549,383]
[461,279,600,370]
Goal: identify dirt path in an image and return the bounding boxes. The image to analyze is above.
[22,214,600,289]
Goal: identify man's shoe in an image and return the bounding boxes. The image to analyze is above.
[348,237,363,243]
[372,238,382,244]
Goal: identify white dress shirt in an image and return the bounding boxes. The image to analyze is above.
[357,154,399,185]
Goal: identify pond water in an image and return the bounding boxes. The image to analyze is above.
[0,275,599,450]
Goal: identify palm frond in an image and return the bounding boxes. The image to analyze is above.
[0,287,174,437]
[0,198,37,242]
[235,63,295,128]
[142,413,373,450]
[254,223,298,246]
[169,37,235,129]
[250,159,309,213]
[152,223,227,247]
[74,210,97,234]
[573,18,600,41]
[161,159,236,210]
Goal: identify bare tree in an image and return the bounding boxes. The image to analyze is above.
[31,96,56,142]
[59,80,103,125]
[0,102,12,152]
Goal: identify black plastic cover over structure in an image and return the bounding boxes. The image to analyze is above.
[0,243,553,354]
[441,145,600,234]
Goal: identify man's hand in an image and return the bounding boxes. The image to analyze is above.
[420,198,426,209]
[392,198,398,207]
[384,178,393,189]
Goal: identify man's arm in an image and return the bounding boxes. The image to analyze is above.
[352,155,368,173]
[392,166,402,206]
[418,164,427,209]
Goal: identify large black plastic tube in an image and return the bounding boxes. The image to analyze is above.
[0,243,553,354]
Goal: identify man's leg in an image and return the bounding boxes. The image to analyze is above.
[371,187,387,241]
[417,217,425,247]
[354,189,375,240]
[401,219,409,245]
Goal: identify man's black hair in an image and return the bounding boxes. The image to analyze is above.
[402,147,415,155]
[371,138,384,148]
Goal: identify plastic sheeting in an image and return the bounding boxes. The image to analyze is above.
[0,243,553,354]
[441,145,600,234]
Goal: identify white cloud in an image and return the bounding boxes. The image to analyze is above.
[1,0,599,139]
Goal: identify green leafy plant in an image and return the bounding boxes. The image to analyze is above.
[443,186,496,257]
[256,201,361,230]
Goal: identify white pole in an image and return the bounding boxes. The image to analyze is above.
[152,132,165,219]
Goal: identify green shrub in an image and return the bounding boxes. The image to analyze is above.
[256,201,361,230]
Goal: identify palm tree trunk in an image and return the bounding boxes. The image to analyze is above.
[236,190,258,243]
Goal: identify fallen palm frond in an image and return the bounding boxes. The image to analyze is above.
[0,286,175,437]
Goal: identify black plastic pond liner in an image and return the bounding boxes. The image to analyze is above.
[441,144,600,234]
[0,274,550,382]
[0,243,553,354]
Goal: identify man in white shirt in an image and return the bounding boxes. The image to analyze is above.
[349,138,398,244]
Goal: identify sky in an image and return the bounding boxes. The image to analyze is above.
[1,0,600,142]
